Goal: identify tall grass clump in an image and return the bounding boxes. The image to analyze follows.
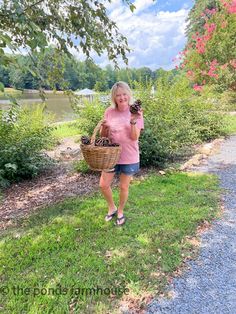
[0,103,55,188]
[136,73,224,167]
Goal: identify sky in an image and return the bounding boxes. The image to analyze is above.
[73,0,194,70]
[4,0,194,71]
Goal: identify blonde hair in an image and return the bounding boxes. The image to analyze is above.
[110,81,133,108]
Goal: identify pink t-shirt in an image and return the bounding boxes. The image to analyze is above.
[104,106,144,164]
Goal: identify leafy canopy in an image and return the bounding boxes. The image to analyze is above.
[0,0,134,68]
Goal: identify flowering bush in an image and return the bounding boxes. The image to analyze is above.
[179,0,236,92]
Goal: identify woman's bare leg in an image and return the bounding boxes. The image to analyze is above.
[99,171,116,214]
[117,173,132,224]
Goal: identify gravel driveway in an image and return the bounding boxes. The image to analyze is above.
[146,135,236,314]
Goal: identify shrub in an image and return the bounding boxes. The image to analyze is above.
[71,96,107,136]
[73,159,91,174]
[136,73,225,167]
[218,90,236,111]
[0,103,55,187]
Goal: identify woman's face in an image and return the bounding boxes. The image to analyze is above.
[115,87,130,110]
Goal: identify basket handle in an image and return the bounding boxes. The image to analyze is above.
[90,119,105,145]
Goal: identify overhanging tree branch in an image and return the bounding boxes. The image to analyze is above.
[24,0,45,12]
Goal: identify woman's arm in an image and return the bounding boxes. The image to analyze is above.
[130,111,143,140]
[130,121,141,141]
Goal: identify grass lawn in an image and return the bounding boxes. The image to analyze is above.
[51,121,81,139]
[0,171,220,313]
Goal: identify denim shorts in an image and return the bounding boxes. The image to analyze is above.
[105,162,140,176]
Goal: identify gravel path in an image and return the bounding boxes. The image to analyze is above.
[146,135,236,314]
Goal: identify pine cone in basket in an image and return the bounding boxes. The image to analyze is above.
[95,137,111,147]
[108,143,120,147]
[81,135,91,145]
[129,99,142,114]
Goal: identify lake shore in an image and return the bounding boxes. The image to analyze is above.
[23,89,65,94]
[0,87,65,96]
[0,88,75,122]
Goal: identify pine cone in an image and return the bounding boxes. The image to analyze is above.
[95,137,111,146]
[130,99,142,114]
[81,135,91,145]
[81,135,119,147]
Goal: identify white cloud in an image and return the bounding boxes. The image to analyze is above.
[105,0,122,11]
[72,2,190,70]
[133,0,157,14]
[118,8,189,69]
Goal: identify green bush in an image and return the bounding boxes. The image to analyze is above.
[73,159,91,174]
[71,97,107,136]
[218,90,236,111]
[136,74,225,167]
[69,74,225,169]
[0,103,56,187]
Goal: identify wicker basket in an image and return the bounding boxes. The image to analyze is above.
[80,119,122,171]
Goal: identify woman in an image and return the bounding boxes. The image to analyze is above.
[99,81,144,226]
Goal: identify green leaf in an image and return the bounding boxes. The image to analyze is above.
[4,163,17,171]
[129,4,136,12]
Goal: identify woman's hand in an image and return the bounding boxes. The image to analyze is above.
[100,119,110,137]
[101,119,109,128]
[130,109,143,124]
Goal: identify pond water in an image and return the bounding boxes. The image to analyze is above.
[0,92,77,122]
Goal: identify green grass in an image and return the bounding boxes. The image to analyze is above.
[222,114,236,135]
[52,121,81,139]
[0,87,22,97]
[0,171,220,313]
[72,159,91,174]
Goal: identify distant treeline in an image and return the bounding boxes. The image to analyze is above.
[0,47,177,91]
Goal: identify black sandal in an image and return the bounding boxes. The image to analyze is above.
[116,215,126,226]
[105,209,117,222]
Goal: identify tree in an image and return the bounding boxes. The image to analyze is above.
[136,67,153,83]
[34,47,68,90]
[182,0,236,91]
[104,65,117,88]
[0,65,10,87]
[83,59,103,89]
[116,68,131,83]
[94,80,109,92]
[8,55,39,89]
[63,57,81,90]
[185,0,218,40]
[0,0,134,88]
